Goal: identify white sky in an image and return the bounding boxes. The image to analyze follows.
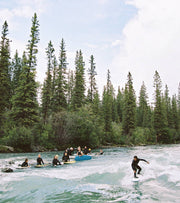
[0,0,179,102]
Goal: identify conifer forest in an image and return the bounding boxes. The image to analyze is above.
[0,14,180,152]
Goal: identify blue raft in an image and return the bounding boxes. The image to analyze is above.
[75,155,92,161]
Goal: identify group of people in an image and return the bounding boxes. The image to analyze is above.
[21,146,95,167]
[21,149,148,178]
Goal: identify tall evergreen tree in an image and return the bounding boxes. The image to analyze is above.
[72,50,85,110]
[122,72,136,137]
[116,87,124,122]
[11,13,40,126]
[137,82,151,127]
[0,21,11,123]
[153,71,168,143]
[41,41,54,123]
[11,50,22,95]
[67,69,74,109]
[87,55,97,102]
[53,39,67,111]
[164,85,173,128]
[171,95,179,131]
[102,69,114,142]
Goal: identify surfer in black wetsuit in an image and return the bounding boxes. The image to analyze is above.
[52,155,61,166]
[37,154,44,165]
[131,156,149,178]
[21,158,29,167]
[62,152,70,162]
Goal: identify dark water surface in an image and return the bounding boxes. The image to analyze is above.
[0,145,180,202]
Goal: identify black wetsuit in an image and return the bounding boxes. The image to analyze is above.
[68,149,74,156]
[62,155,69,162]
[131,158,147,177]
[21,162,28,167]
[83,148,89,155]
[100,152,104,155]
[52,159,61,166]
[37,157,44,165]
[77,151,82,156]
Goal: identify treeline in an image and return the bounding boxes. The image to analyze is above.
[0,14,180,152]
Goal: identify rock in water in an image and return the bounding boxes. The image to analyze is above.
[2,168,13,173]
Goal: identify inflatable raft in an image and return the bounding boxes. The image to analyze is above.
[75,155,92,161]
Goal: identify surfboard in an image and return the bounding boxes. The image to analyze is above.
[132,178,139,182]
[63,161,76,164]
[34,164,47,168]
[16,166,30,169]
[75,155,92,161]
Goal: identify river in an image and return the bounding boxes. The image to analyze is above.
[0,145,180,202]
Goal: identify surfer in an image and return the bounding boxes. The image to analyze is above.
[21,158,29,167]
[131,156,149,178]
[52,155,61,166]
[62,152,70,162]
[37,154,44,165]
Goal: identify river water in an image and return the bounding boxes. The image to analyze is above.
[0,145,180,202]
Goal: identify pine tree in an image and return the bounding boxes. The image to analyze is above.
[92,91,100,115]
[164,85,173,128]
[0,21,11,123]
[87,55,97,102]
[41,41,54,123]
[51,55,58,111]
[171,95,179,131]
[53,39,67,112]
[116,87,124,122]
[11,50,22,95]
[11,13,40,126]
[153,71,168,143]
[72,50,85,110]
[11,52,39,126]
[67,69,74,109]
[122,72,136,137]
[102,69,114,142]
[137,82,151,127]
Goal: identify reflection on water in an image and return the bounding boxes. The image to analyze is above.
[0,144,180,202]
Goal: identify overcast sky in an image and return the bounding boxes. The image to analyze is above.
[0,0,179,102]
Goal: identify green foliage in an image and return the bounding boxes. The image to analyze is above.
[153,71,168,143]
[122,72,136,137]
[53,38,67,112]
[72,50,85,110]
[7,126,33,151]
[41,41,54,123]
[0,14,180,152]
[111,122,125,144]
[0,21,11,123]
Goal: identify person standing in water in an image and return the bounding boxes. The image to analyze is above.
[131,156,149,178]
[37,154,44,165]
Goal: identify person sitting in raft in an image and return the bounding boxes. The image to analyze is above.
[21,158,29,167]
[131,156,149,178]
[68,147,74,156]
[62,152,70,162]
[52,155,61,166]
[83,146,89,155]
[37,154,44,165]
[77,146,83,156]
